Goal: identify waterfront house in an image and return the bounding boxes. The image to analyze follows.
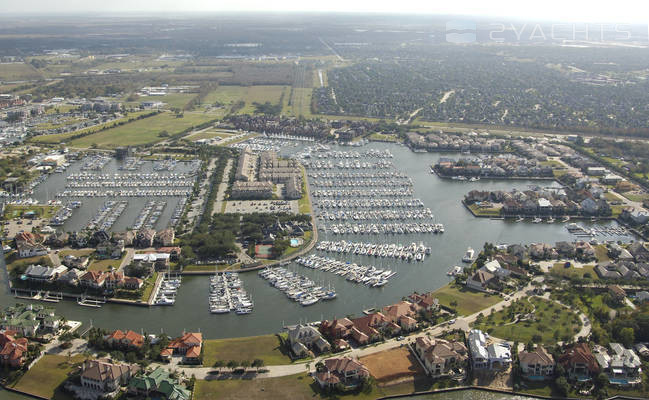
[80,358,139,394]
[481,259,511,278]
[288,324,331,357]
[314,357,370,389]
[24,264,67,282]
[136,228,156,248]
[96,240,124,259]
[128,367,190,400]
[320,318,354,339]
[0,332,28,368]
[408,292,439,312]
[16,241,48,258]
[468,329,511,370]
[155,228,175,247]
[594,343,642,386]
[80,271,106,289]
[62,255,89,269]
[414,337,468,377]
[382,301,419,331]
[113,231,135,247]
[353,312,400,340]
[628,242,649,263]
[466,270,495,292]
[558,343,599,381]
[519,347,554,380]
[162,332,202,364]
[105,330,144,349]
[58,268,84,286]
[1,303,62,336]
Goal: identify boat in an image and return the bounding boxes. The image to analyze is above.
[546,217,555,223]
[156,295,175,306]
[532,217,542,223]
[462,247,475,263]
[447,266,463,276]
[515,216,524,222]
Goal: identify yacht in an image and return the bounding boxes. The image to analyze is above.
[462,247,475,263]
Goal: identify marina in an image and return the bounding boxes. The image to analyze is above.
[316,240,430,261]
[154,275,182,306]
[296,254,396,287]
[0,142,639,339]
[209,272,253,314]
[258,267,337,306]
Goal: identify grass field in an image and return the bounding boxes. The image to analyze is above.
[30,111,151,144]
[88,253,125,272]
[5,254,51,273]
[360,347,425,382]
[0,62,42,80]
[549,263,599,281]
[285,87,313,117]
[133,93,195,109]
[58,249,94,258]
[194,371,453,400]
[431,284,501,315]
[188,130,234,141]
[472,297,580,344]
[202,334,291,367]
[12,354,85,399]
[368,132,401,142]
[621,192,649,202]
[3,204,59,219]
[140,272,158,302]
[203,85,287,114]
[467,203,502,217]
[68,112,216,148]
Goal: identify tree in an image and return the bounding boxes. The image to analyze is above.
[555,376,570,397]
[240,360,251,369]
[213,360,225,369]
[226,360,239,371]
[252,359,264,372]
[595,372,609,391]
[619,327,635,348]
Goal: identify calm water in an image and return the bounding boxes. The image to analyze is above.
[407,390,542,399]
[0,142,634,339]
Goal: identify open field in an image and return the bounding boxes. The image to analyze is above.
[88,253,126,272]
[0,62,42,80]
[12,354,84,399]
[187,129,235,141]
[140,272,158,302]
[68,112,216,148]
[3,204,59,219]
[285,87,313,117]
[194,371,451,400]
[203,85,288,114]
[360,347,425,383]
[58,249,94,258]
[202,334,291,366]
[549,263,599,281]
[30,111,151,144]
[5,254,51,273]
[431,284,501,315]
[134,93,196,109]
[472,297,581,344]
[467,203,502,217]
[368,132,401,142]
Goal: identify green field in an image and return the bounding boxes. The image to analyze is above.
[368,132,401,142]
[88,255,124,272]
[467,203,502,217]
[12,354,84,399]
[134,93,196,109]
[472,297,581,344]
[285,87,314,117]
[431,284,502,315]
[203,85,288,114]
[202,334,291,367]
[188,129,235,141]
[549,263,599,281]
[3,204,59,219]
[0,62,42,80]
[140,272,159,302]
[30,111,151,144]
[68,112,216,148]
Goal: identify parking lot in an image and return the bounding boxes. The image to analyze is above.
[224,200,298,214]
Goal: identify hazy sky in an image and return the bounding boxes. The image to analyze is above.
[3,0,649,23]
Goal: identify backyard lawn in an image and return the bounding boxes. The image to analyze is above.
[472,297,581,344]
[88,253,125,272]
[12,354,85,399]
[68,112,216,148]
[549,263,599,281]
[431,284,501,315]
[202,334,291,367]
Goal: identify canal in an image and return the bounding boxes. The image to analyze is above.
[0,142,634,339]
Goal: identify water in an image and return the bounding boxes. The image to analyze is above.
[0,142,634,339]
[407,390,543,399]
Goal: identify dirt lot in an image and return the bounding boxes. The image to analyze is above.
[360,347,425,383]
[471,366,513,390]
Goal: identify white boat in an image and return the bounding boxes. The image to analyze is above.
[447,266,463,276]
[462,247,475,263]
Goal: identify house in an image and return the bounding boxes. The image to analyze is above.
[481,259,511,278]
[382,301,418,331]
[80,358,139,394]
[155,228,175,247]
[162,332,202,364]
[61,255,89,270]
[287,324,331,357]
[635,291,649,303]
[136,228,156,248]
[314,357,370,389]
[96,240,124,259]
[596,263,622,280]
[519,347,555,379]
[0,332,28,368]
[414,337,468,376]
[558,343,599,380]
[628,242,649,263]
[128,367,191,400]
[594,343,642,386]
[408,292,439,312]
[24,264,67,282]
[133,252,170,270]
[466,270,495,292]
[58,268,84,286]
[320,318,354,339]
[468,329,511,370]
[105,330,144,349]
[1,303,62,336]
[80,271,106,289]
[608,285,627,303]
[16,241,48,258]
[351,312,398,341]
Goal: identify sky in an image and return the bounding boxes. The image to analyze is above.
[2,0,649,24]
